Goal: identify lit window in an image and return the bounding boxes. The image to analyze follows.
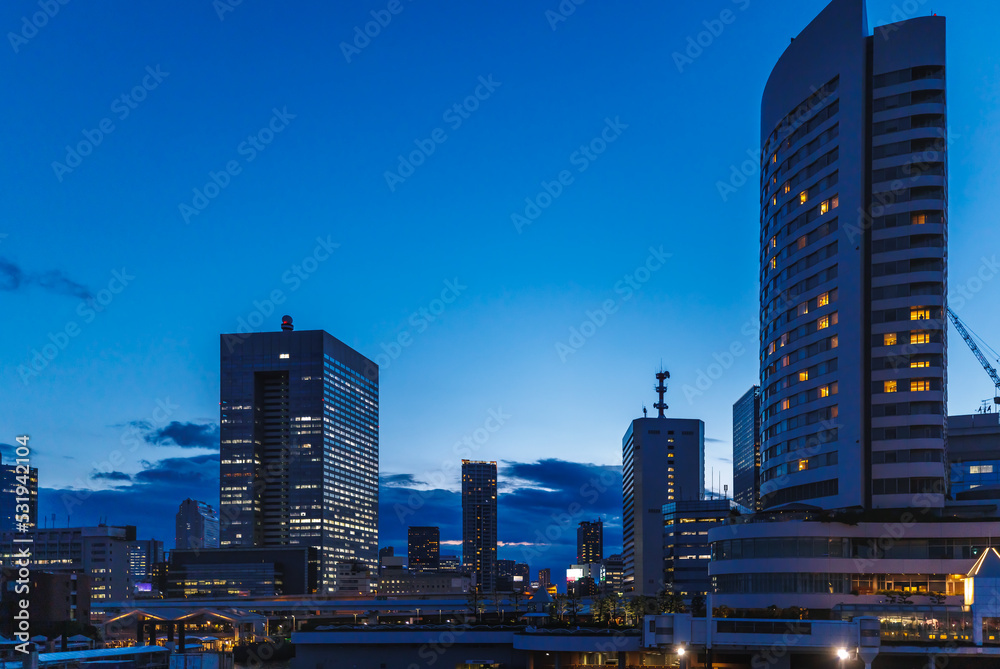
[798,460,809,471]
[818,292,830,307]
[884,333,898,346]
[780,333,789,347]
[831,195,839,209]
[818,316,830,330]
[782,355,790,367]
[771,257,777,269]
[781,399,790,410]
[797,236,807,250]
[831,335,839,348]
[819,385,831,398]
[799,370,809,382]
[912,213,927,225]
[771,236,777,248]
[773,196,778,206]
[279,353,290,359]
[768,341,776,354]
[911,333,930,345]
[970,465,994,475]
[911,360,930,368]
[911,380,931,392]
[884,380,898,393]
[911,308,931,320]
[820,200,830,215]
[800,191,808,204]
[784,182,791,194]
[772,153,778,164]
[798,302,809,316]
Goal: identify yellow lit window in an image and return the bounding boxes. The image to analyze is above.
[818,292,830,307]
[831,335,839,348]
[911,360,930,368]
[768,341,776,354]
[913,213,927,225]
[820,200,830,215]
[784,182,791,194]
[773,196,778,206]
[798,459,809,471]
[773,175,777,185]
[884,333,898,346]
[819,385,831,398]
[799,370,809,382]
[782,355,790,367]
[798,302,809,316]
[818,316,830,330]
[800,191,808,204]
[911,333,930,345]
[885,380,898,393]
[780,333,789,347]
[771,236,777,248]
[771,257,777,269]
[772,153,778,164]
[911,308,930,320]
[911,380,930,392]
[781,399,790,410]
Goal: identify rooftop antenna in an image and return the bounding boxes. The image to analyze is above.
[642,405,647,418]
[281,315,294,332]
[654,369,670,418]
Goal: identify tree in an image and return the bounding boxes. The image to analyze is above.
[690,595,706,617]
[714,605,733,619]
[656,590,686,614]
[766,604,781,619]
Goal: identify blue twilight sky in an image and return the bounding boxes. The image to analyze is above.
[2,0,1000,576]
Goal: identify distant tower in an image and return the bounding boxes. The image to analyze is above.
[622,369,704,596]
[462,460,498,592]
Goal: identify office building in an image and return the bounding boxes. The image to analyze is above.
[757,0,948,511]
[576,519,603,565]
[219,317,379,592]
[462,460,497,592]
[949,413,1000,497]
[732,386,762,511]
[407,526,440,572]
[175,498,220,550]
[126,538,163,585]
[0,569,90,638]
[167,545,319,598]
[514,562,530,587]
[0,455,37,532]
[662,499,735,606]
[600,554,624,595]
[623,371,705,596]
[378,570,473,596]
[1,525,136,602]
[439,554,460,571]
[538,568,551,591]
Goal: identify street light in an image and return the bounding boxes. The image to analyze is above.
[837,647,850,666]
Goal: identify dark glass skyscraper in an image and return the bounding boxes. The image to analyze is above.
[576,519,603,565]
[407,526,440,572]
[732,386,761,511]
[0,455,37,532]
[461,460,497,592]
[175,498,220,550]
[758,0,947,511]
[219,317,379,592]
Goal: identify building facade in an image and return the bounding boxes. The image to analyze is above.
[757,0,948,511]
[126,538,164,586]
[1,525,136,602]
[949,413,1000,497]
[732,386,762,511]
[0,455,37,532]
[407,526,440,572]
[600,554,624,595]
[175,498,220,550]
[167,545,319,598]
[623,414,705,596]
[662,500,735,606]
[219,318,379,591]
[577,519,603,565]
[462,460,498,592]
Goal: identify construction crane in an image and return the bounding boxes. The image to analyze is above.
[946,307,1000,406]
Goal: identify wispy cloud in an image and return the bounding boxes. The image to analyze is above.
[0,258,93,299]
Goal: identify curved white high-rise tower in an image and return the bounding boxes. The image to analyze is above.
[757,0,947,511]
